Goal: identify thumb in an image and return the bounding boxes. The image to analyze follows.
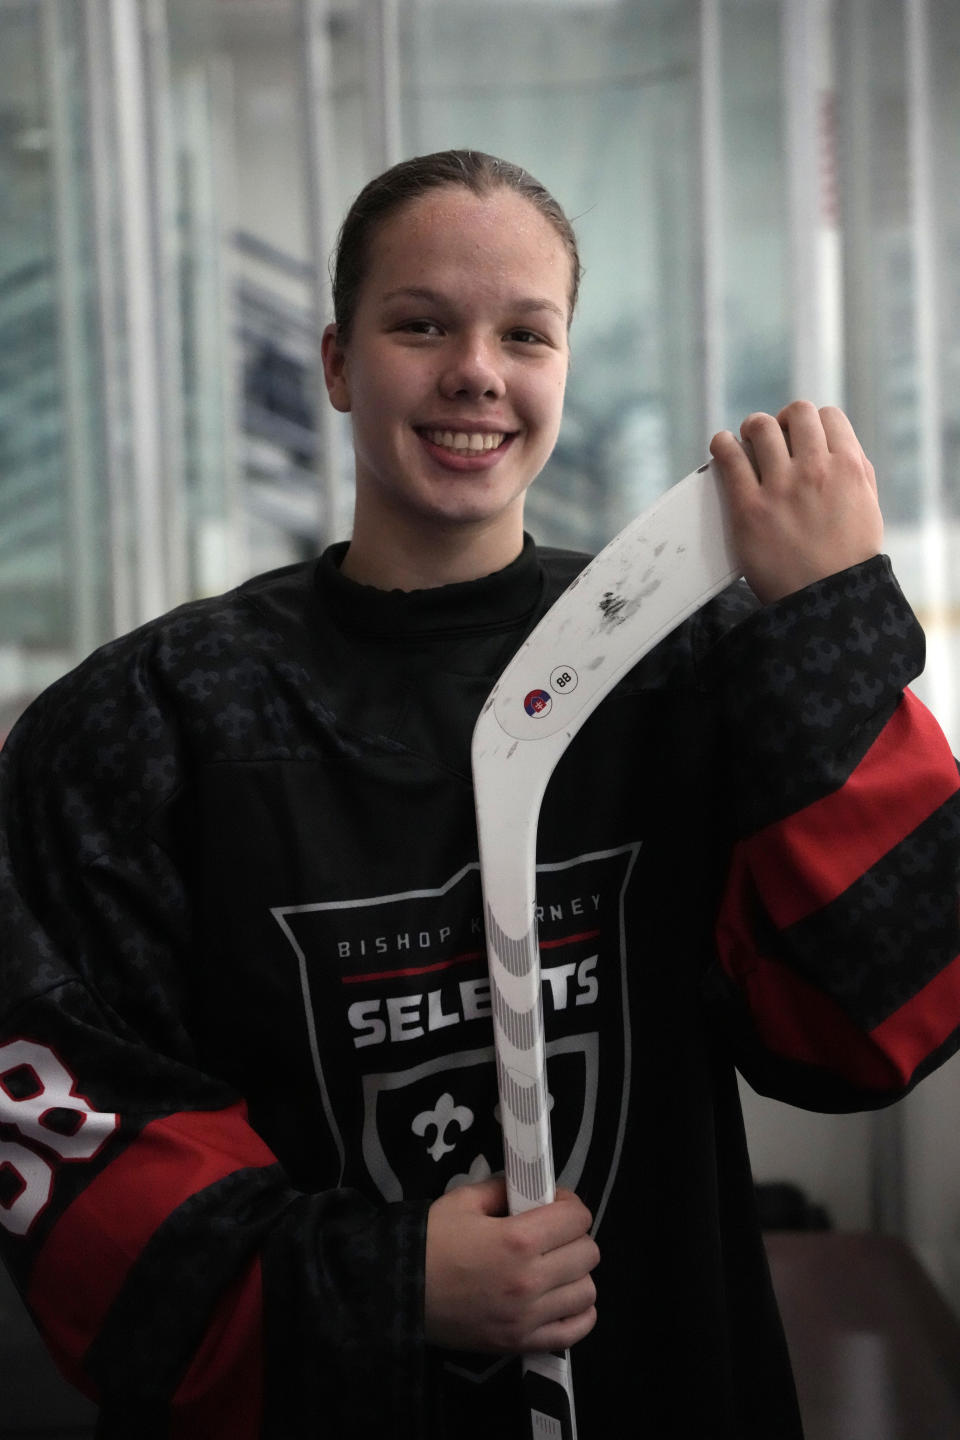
[454,1173,509,1217]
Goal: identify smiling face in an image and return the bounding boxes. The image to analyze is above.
[321,184,572,588]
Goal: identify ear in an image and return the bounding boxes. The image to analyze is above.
[321,323,351,413]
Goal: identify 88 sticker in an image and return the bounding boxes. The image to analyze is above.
[550,665,578,694]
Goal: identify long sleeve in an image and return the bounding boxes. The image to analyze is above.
[701,555,960,1109]
[0,620,427,1439]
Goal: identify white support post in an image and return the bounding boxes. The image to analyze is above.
[899,0,959,1303]
[83,0,134,637]
[364,0,403,175]
[833,0,877,449]
[699,0,726,438]
[200,51,249,593]
[106,0,170,626]
[141,0,189,608]
[781,0,841,404]
[42,0,100,659]
[299,0,346,546]
[905,0,952,722]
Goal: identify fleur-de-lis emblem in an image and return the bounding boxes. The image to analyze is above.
[412,1092,474,1162]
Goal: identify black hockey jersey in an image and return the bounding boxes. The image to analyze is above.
[1,537,958,1439]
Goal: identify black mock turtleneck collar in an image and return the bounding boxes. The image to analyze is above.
[316,534,545,640]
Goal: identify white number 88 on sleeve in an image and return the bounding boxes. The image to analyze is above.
[0,1039,118,1236]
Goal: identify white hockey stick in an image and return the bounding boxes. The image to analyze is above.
[471,460,740,1440]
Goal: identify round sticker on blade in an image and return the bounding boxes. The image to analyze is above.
[523,689,553,718]
[550,665,578,694]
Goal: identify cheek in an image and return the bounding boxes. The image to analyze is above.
[535,367,568,436]
[364,352,432,416]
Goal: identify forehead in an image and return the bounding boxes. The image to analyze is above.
[361,186,573,318]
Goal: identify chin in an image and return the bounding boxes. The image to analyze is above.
[404,482,510,522]
[424,498,523,531]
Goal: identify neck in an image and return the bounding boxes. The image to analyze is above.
[341,509,526,592]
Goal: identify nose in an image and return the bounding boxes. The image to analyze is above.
[438,333,506,400]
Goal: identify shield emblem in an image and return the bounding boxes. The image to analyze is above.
[360,1032,599,1203]
[274,839,639,1232]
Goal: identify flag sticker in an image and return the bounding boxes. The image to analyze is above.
[524,690,552,718]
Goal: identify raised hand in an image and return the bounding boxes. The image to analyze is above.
[424,1175,599,1354]
[710,400,884,604]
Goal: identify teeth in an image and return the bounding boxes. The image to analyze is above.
[424,430,504,452]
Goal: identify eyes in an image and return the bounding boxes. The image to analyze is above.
[392,318,559,349]
[397,319,443,338]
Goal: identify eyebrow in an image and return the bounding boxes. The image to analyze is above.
[378,286,567,325]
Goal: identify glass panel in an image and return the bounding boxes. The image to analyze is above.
[719,0,790,423]
[0,0,109,735]
[933,0,960,530]
[928,0,960,747]
[133,0,371,597]
[164,0,304,582]
[834,0,959,747]
[835,0,914,518]
[172,0,367,579]
[167,1,247,595]
[400,0,704,549]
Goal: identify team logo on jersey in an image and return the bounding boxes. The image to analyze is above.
[523,689,552,717]
[272,842,640,1382]
[274,845,637,1210]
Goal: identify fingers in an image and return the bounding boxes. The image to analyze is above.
[494,1221,599,1353]
[741,401,864,470]
[816,405,879,497]
[424,1181,600,1355]
[742,408,795,470]
[775,399,846,461]
[708,429,759,488]
[710,400,883,603]
[739,401,833,475]
[522,1285,598,1353]
[807,403,856,453]
[530,1233,600,1322]
[515,1186,593,1252]
[722,401,846,472]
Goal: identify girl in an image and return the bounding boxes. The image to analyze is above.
[0,151,958,1440]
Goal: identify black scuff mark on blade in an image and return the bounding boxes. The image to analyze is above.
[598,580,663,628]
[599,591,627,622]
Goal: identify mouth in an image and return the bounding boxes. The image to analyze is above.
[417,428,509,455]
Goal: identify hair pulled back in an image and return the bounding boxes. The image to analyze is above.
[330,149,582,344]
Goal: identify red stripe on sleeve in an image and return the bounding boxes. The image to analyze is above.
[716,905,903,1090]
[28,1101,275,1392]
[170,1257,264,1440]
[717,846,960,1090]
[869,951,960,1079]
[740,690,959,930]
